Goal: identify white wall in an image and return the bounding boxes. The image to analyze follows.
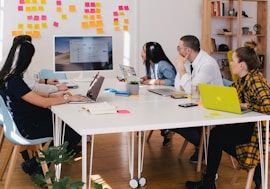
[2,1,269,81]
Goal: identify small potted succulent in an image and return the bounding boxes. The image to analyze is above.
[126,81,139,95]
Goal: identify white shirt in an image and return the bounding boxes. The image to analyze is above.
[176,50,223,94]
[23,71,58,93]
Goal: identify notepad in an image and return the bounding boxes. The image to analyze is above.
[82,102,117,115]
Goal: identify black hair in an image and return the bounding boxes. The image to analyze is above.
[180,35,200,52]
[143,42,176,79]
[0,37,35,88]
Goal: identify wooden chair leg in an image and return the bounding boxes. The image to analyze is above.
[178,139,188,159]
[0,142,14,181]
[0,127,4,151]
[245,167,255,189]
[146,130,154,142]
[197,128,205,172]
[229,155,237,169]
[3,145,20,189]
[35,142,52,188]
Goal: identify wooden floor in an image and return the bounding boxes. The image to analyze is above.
[0,131,268,189]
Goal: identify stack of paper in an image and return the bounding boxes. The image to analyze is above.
[82,102,117,115]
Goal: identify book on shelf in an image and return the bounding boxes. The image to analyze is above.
[210,38,217,52]
[82,102,117,115]
[211,1,225,16]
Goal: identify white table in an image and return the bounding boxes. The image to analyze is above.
[51,79,270,189]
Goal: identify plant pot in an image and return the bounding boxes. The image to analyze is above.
[127,83,139,95]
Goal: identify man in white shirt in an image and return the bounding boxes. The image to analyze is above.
[24,71,67,93]
[173,35,223,163]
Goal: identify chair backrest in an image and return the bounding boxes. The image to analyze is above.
[222,78,233,86]
[227,50,239,82]
[0,95,52,145]
[39,69,67,80]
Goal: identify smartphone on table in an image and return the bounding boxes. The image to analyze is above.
[178,103,198,108]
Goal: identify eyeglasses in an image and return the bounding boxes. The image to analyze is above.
[177,46,187,51]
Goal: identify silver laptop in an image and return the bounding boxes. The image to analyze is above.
[70,73,104,103]
[119,64,140,82]
[148,88,183,97]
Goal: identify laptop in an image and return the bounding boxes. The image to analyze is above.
[119,64,140,82]
[198,83,250,114]
[70,73,104,103]
[148,88,185,97]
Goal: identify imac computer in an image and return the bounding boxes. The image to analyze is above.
[53,35,113,78]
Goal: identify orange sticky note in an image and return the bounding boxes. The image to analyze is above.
[69,5,76,12]
[96,28,104,34]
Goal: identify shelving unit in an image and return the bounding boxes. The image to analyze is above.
[201,0,268,79]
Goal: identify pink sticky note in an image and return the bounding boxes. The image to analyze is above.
[18,6,24,11]
[27,15,33,20]
[53,21,59,27]
[124,6,129,11]
[56,0,61,6]
[113,11,118,16]
[34,15,39,21]
[117,110,130,114]
[41,15,47,20]
[85,2,90,7]
[118,5,123,10]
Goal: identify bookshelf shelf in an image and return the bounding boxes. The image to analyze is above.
[201,0,268,78]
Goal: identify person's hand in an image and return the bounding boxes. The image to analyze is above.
[175,52,190,76]
[240,103,248,109]
[140,76,148,84]
[141,79,156,85]
[47,78,59,85]
[69,95,90,103]
[50,91,72,97]
[56,83,68,91]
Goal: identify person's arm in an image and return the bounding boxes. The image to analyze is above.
[24,72,59,93]
[158,61,176,86]
[247,75,270,114]
[22,90,89,108]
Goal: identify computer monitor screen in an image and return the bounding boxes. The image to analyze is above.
[54,35,113,72]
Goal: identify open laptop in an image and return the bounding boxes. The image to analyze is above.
[70,73,104,103]
[198,83,250,114]
[119,64,140,82]
[148,88,184,97]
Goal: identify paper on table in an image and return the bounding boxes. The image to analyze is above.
[82,102,117,115]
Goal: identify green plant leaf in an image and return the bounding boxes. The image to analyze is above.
[94,182,103,189]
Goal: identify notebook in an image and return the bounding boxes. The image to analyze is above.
[119,64,140,82]
[148,88,184,97]
[198,83,250,114]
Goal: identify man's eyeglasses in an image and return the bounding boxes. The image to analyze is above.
[177,46,187,51]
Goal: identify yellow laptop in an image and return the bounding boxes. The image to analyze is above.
[198,83,250,114]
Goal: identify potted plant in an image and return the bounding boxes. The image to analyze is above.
[34,142,84,189]
[126,81,139,95]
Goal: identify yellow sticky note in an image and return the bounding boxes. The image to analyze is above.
[124,19,129,24]
[81,22,89,29]
[31,6,37,11]
[96,28,104,34]
[25,6,31,12]
[32,31,40,38]
[62,14,67,20]
[34,24,40,30]
[41,22,47,28]
[18,24,24,29]
[83,15,89,19]
[69,5,76,12]
[38,6,44,11]
[96,2,101,7]
[41,0,46,4]
[32,0,38,4]
[56,7,62,13]
[27,23,33,29]
[123,25,128,31]
[119,11,125,16]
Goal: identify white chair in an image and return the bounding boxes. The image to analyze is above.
[0,96,53,189]
[39,69,67,80]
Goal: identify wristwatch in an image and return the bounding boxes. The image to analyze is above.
[63,95,69,103]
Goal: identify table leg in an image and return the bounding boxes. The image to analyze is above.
[257,120,269,189]
[53,114,63,181]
